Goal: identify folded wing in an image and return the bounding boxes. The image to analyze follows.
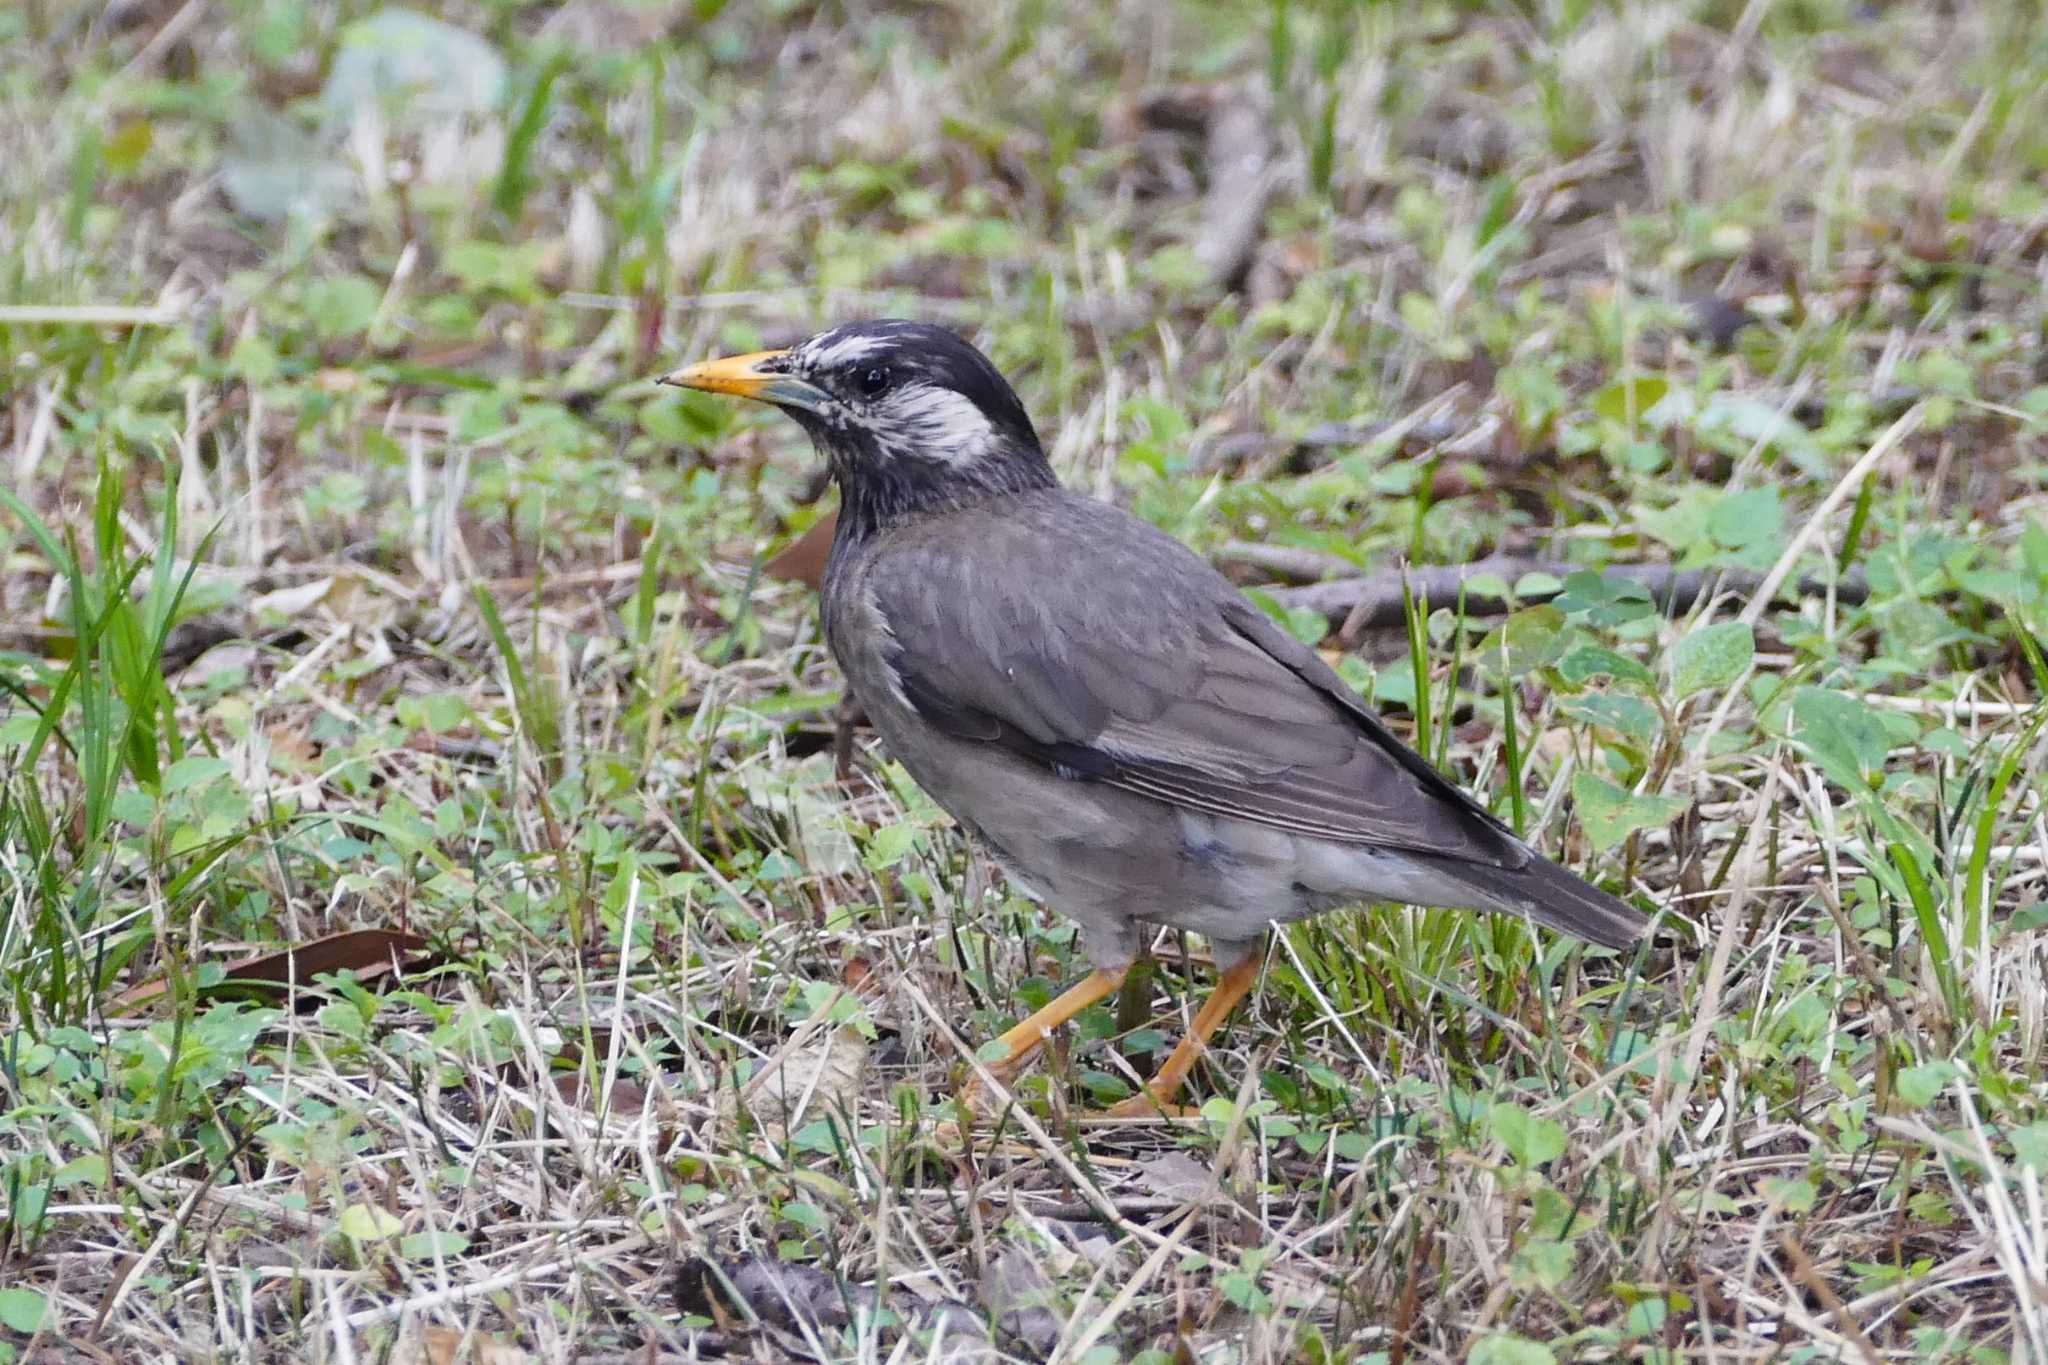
[870,498,1526,870]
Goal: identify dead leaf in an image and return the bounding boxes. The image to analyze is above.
[1680,291,1755,350]
[765,513,837,591]
[263,720,321,772]
[112,929,433,1014]
[403,1325,532,1365]
[719,1016,868,1140]
[918,1302,998,1365]
[161,618,245,674]
[323,572,403,635]
[249,575,337,619]
[250,571,402,637]
[1134,1150,1213,1203]
[737,754,859,875]
[182,639,261,687]
[1906,188,1954,263]
[538,0,674,54]
[673,1258,996,1361]
[550,1070,649,1118]
[984,1245,1063,1357]
[675,1255,870,1334]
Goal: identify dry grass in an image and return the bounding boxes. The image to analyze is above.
[3,0,2048,1361]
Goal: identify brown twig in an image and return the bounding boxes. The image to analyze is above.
[1776,1230,1885,1365]
[1192,414,1470,473]
[1213,541,1358,582]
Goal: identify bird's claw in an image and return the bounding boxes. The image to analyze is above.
[1100,1088,1198,1121]
[953,1080,998,1122]
[948,1063,1023,1126]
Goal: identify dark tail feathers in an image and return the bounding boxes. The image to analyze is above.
[1428,850,1651,950]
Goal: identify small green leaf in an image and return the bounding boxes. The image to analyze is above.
[1558,693,1661,744]
[780,1200,829,1233]
[1512,1240,1577,1292]
[1896,1060,1960,1108]
[1790,687,1895,790]
[1707,487,1784,551]
[1468,1334,1557,1365]
[1487,1101,1567,1166]
[1479,605,1567,677]
[1556,645,1654,691]
[399,1229,470,1260]
[1244,588,1328,647]
[1669,620,1754,698]
[1625,1296,1670,1336]
[304,275,381,341]
[1592,375,1670,425]
[161,755,231,794]
[1763,1177,1816,1213]
[2020,520,2048,584]
[337,1203,402,1240]
[398,692,471,733]
[0,1287,45,1334]
[1571,773,1687,852]
[1552,570,1656,627]
[2012,1122,2048,1173]
[2008,904,2048,936]
[863,822,920,870]
[52,1155,109,1189]
[1638,491,1714,558]
[104,117,154,173]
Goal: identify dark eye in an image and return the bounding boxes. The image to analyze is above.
[855,366,891,398]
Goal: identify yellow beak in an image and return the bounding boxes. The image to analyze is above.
[657,349,828,411]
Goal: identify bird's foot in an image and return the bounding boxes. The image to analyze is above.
[930,1071,1026,1152]
[952,1079,1000,1123]
[949,1054,1029,1128]
[1099,1088,1199,1121]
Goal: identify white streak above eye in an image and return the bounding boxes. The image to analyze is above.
[805,332,890,369]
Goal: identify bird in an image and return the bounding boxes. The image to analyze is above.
[662,320,1651,1119]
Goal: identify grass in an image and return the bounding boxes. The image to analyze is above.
[3,0,2048,1360]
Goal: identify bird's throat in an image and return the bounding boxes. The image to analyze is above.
[824,434,1058,543]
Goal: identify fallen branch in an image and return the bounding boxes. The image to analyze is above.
[1193,413,1470,473]
[1192,89,1276,291]
[1213,541,1357,582]
[1266,556,1869,642]
[1122,83,1276,293]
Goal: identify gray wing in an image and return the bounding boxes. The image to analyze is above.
[865,495,1525,869]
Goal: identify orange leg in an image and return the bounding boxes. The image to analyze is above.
[959,968,1127,1108]
[1104,955,1262,1119]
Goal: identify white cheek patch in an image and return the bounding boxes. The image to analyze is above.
[875,384,997,465]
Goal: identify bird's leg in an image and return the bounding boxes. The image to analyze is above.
[958,967,1127,1110]
[1112,953,1155,1043]
[1103,954,1262,1119]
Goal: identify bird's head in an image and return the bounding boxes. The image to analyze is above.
[660,320,1054,534]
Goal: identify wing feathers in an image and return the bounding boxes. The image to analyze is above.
[871,496,1512,865]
